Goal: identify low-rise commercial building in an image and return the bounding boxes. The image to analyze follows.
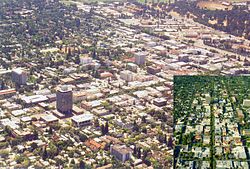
[71,114,93,127]
[110,144,132,162]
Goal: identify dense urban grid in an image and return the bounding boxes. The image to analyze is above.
[174,76,250,168]
[0,0,250,168]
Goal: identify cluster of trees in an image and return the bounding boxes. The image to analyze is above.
[133,145,142,158]
[148,109,168,122]
[132,0,172,19]
[158,134,173,148]
[42,142,59,160]
[133,120,140,132]
[133,145,151,166]
[0,0,76,48]
[14,155,30,167]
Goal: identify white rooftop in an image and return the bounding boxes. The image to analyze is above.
[71,114,93,123]
[21,95,48,104]
[41,114,58,122]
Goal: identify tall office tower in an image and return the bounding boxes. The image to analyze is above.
[56,85,73,115]
[12,68,28,85]
[135,52,147,65]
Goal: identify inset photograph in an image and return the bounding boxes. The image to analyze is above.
[174,76,250,169]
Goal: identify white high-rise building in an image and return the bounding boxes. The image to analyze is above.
[135,52,147,65]
[120,70,135,82]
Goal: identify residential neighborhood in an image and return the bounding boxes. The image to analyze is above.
[174,76,250,169]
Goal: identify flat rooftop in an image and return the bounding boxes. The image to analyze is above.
[41,114,58,122]
[71,113,93,123]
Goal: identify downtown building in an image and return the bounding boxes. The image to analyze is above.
[56,85,73,115]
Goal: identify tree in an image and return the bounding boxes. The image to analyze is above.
[71,159,75,165]
[142,127,147,134]
[79,133,88,142]
[30,142,38,151]
[92,49,97,59]
[142,116,146,123]
[164,134,167,144]
[105,121,109,134]
[144,157,151,166]
[75,55,80,64]
[238,56,241,61]
[4,126,12,136]
[142,149,148,161]
[37,76,44,83]
[34,130,38,139]
[94,119,100,127]
[93,71,100,79]
[48,142,58,158]
[80,160,85,169]
[0,81,5,90]
[75,18,81,28]
[167,136,173,148]
[133,100,136,105]
[10,137,22,146]
[56,158,63,166]
[15,155,25,164]
[137,147,141,158]
[133,144,137,155]
[67,48,72,60]
[42,148,48,160]
[0,150,9,158]
[101,124,105,135]
[49,127,53,135]
[133,120,139,132]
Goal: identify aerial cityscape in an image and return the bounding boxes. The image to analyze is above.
[0,0,250,168]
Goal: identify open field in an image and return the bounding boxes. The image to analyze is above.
[197,1,233,10]
[137,0,170,3]
[61,0,125,5]
[220,0,250,2]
